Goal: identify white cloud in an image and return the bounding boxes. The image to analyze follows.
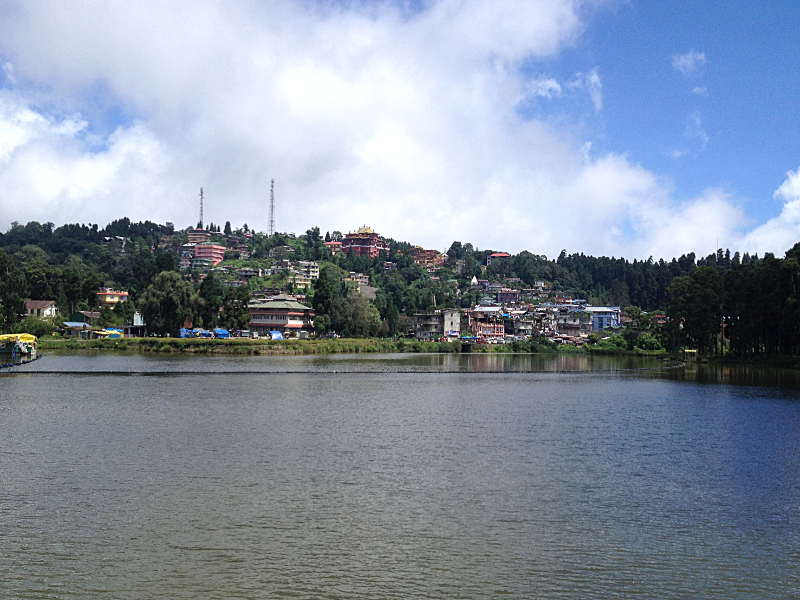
[672,49,706,76]
[0,1,785,260]
[585,67,602,112]
[741,168,800,255]
[692,86,708,97]
[2,62,15,84]
[526,78,562,98]
[684,111,709,149]
[563,68,602,112]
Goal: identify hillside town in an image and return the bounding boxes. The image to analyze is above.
[2,216,798,357]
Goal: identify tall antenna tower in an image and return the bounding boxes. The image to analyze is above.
[199,187,204,229]
[268,179,275,237]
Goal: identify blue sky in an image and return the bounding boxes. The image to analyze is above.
[0,0,798,259]
[583,2,800,216]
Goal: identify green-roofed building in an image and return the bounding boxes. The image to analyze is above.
[248,294,315,338]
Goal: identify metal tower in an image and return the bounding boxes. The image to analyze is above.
[269,179,275,237]
[199,187,204,229]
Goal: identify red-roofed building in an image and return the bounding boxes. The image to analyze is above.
[486,252,510,266]
[324,240,343,255]
[341,226,389,258]
[97,289,129,309]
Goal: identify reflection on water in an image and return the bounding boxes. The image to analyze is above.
[13,350,671,374]
[653,360,800,389]
[2,353,800,598]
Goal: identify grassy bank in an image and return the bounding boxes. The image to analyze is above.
[36,336,688,358]
[38,337,480,355]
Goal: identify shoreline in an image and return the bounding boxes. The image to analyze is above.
[38,337,471,355]
[35,337,682,361]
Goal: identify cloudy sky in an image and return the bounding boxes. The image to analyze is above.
[0,0,798,259]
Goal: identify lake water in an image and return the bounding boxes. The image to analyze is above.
[2,353,799,598]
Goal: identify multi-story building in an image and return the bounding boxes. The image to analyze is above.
[249,295,315,338]
[187,228,211,244]
[192,257,213,270]
[324,241,343,255]
[97,288,129,309]
[194,243,226,266]
[237,267,264,279]
[289,272,312,290]
[348,272,370,286]
[583,306,621,331]
[341,226,389,258]
[556,307,594,336]
[296,261,320,280]
[408,246,443,269]
[497,289,520,304]
[470,305,505,340]
[412,309,461,340]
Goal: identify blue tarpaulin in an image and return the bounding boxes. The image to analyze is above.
[214,328,230,339]
[270,331,283,340]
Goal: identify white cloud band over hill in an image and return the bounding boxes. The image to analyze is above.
[0,0,798,259]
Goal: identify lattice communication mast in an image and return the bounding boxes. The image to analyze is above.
[199,187,204,229]
[268,179,275,237]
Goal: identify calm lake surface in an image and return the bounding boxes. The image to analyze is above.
[2,353,799,598]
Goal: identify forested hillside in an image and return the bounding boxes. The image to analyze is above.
[1,218,799,357]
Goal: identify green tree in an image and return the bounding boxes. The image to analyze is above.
[140,271,195,336]
[347,293,381,337]
[312,269,333,316]
[198,272,224,328]
[224,221,232,236]
[13,316,57,338]
[685,266,724,354]
[0,249,28,332]
[666,266,723,354]
[61,255,100,313]
[621,306,651,350]
[114,299,137,325]
[221,286,251,331]
[25,257,56,300]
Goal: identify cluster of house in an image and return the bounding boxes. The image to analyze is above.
[24,289,145,339]
[408,274,629,344]
[177,227,253,269]
[23,224,671,345]
[412,301,624,344]
[197,259,322,290]
[25,288,130,321]
[324,227,448,273]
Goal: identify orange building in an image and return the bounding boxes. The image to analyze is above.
[194,243,226,266]
[408,246,443,268]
